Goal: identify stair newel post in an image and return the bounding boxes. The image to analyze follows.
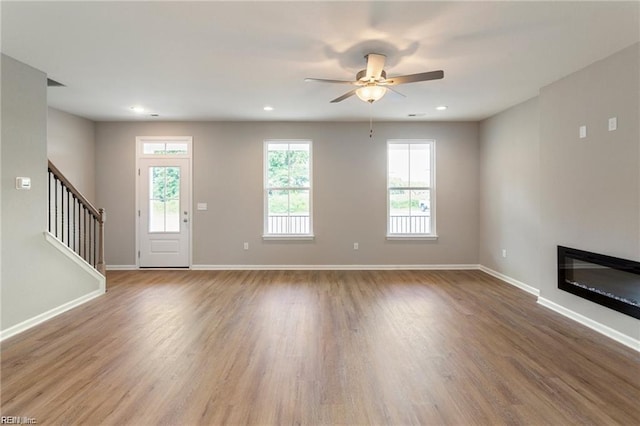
[97,208,106,276]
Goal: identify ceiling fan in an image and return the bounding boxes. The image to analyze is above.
[305,53,444,104]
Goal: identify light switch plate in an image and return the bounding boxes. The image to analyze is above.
[16,177,31,190]
[579,125,587,139]
[608,117,617,131]
[197,202,208,211]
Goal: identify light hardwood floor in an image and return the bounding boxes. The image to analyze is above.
[2,270,639,425]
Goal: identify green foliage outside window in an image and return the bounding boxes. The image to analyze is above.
[267,145,310,215]
[152,167,180,201]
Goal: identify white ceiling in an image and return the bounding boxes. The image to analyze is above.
[2,1,639,122]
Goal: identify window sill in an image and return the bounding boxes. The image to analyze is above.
[386,234,438,241]
[262,235,315,241]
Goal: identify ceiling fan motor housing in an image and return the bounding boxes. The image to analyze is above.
[357,69,386,83]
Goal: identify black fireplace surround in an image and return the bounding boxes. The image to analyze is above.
[557,246,640,319]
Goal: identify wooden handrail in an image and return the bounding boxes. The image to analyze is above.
[48,160,102,221]
[48,160,106,276]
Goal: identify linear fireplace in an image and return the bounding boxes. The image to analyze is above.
[557,246,640,319]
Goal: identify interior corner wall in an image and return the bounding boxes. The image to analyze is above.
[479,43,639,342]
[47,107,97,203]
[1,55,103,333]
[95,121,479,267]
[478,97,540,288]
[538,42,640,340]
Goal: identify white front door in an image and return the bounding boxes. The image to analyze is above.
[138,157,190,267]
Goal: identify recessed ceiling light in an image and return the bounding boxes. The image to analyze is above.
[130,106,145,113]
[436,105,448,111]
[263,106,274,111]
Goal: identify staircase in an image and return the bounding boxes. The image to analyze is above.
[47,160,105,275]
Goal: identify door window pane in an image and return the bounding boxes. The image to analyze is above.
[149,166,181,233]
[149,199,166,232]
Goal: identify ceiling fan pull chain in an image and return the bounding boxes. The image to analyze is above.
[369,102,373,138]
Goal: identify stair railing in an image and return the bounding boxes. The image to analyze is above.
[47,161,105,275]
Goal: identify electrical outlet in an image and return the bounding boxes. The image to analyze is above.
[608,117,617,131]
[502,249,507,258]
[579,125,587,139]
[353,242,359,250]
[243,242,249,250]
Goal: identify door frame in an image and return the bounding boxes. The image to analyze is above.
[135,136,193,269]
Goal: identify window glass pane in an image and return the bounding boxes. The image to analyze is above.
[411,189,430,216]
[143,142,189,155]
[151,167,165,199]
[267,149,289,188]
[409,144,430,187]
[267,189,289,215]
[165,143,188,155]
[143,143,166,155]
[287,147,310,188]
[165,199,180,232]
[165,167,180,199]
[267,190,289,234]
[388,144,409,187]
[289,189,310,216]
[149,166,181,233]
[269,143,289,152]
[389,189,409,217]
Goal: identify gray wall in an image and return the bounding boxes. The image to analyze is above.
[1,55,103,332]
[479,97,540,287]
[479,43,639,341]
[47,107,97,203]
[96,121,479,266]
[539,42,639,339]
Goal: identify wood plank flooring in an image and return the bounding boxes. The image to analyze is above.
[2,270,639,425]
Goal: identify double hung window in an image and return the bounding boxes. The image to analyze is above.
[264,141,312,237]
[387,140,436,238]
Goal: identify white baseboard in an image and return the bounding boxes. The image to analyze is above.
[478,265,638,352]
[106,265,138,271]
[537,297,640,352]
[191,264,480,271]
[0,289,104,342]
[478,265,540,296]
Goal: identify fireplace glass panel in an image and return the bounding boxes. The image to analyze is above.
[558,246,640,319]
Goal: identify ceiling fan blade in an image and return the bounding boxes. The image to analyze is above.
[330,89,358,103]
[385,86,406,98]
[305,77,355,84]
[365,53,386,80]
[387,70,444,85]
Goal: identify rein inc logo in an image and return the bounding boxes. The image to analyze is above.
[1,417,37,424]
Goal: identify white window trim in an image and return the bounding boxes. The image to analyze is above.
[263,139,314,240]
[386,139,437,239]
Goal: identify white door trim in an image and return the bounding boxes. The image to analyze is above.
[135,136,193,268]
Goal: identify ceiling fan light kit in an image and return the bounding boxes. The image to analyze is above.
[306,53,444,104]
[356,85,387,103]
